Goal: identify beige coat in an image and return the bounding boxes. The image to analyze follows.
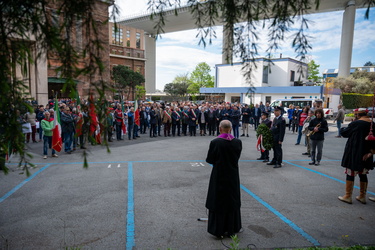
[161,110,172,123]
[25,112,37,126]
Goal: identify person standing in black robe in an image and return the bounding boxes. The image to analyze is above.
[338,109,375,204]
[205,120,242,238]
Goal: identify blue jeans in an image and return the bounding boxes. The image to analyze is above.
[134,125,139,137]
[296,125,303,144]
[232,124,239,138]
[43,135,56,156]
[63,131,73,152]
[337,120,342,136]
[128,124,134,139]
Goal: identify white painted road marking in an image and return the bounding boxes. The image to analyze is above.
[190,162,204,167]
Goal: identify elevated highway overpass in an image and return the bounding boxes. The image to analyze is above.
[119,0,371,92]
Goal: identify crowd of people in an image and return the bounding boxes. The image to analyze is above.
[18,99,276,159]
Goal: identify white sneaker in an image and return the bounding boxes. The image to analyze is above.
[43,155,47,159]
[52,154,58,158]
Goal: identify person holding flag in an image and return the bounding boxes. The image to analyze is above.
[88,97,101,145]
[41,111,58,159]
[52,98,63,153]
[134,101,141,138]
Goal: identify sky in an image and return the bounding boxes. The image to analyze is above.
[114,0,375,91]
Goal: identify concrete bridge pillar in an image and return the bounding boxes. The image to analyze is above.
[144,33,156,93]
[338,0,356,77]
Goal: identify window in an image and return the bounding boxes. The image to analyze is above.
[231,96,240,103]
[112,26,123,45]
[126,30,130,47]
[262,66,269,83]
[265,96,271,104]
[290,70,295,82]
[136,32,141,49]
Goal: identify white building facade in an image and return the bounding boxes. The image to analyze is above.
[201,57,340,110]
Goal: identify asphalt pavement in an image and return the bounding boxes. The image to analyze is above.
[1,120,374,250]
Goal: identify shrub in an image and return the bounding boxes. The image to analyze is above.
[342,93,373,109]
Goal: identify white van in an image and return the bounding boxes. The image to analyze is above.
[269,98,333,123]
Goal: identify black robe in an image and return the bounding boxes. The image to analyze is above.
[341,119,375,172]
[205,136,242,237]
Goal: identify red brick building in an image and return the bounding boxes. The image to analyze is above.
[109,22,146,100]
[47,1,113,99]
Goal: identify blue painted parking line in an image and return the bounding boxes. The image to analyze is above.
[126,162,135,250]
[240,184,321,246]
[284,160,375,196]
[0,164,52,203]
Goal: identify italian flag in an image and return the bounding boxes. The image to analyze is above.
[52,98,62,152]
[256,134,265,153]
[121,100,126,134]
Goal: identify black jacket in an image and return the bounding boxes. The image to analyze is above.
[341,119,375,171]
[271,116,286,142]
[308,117,328,140]
[231,109,241,126]
[241,108,251,123]
[60,111,75,133]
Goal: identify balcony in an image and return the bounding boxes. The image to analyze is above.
[110,45,144,59]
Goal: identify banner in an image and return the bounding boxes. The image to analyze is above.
[52,98,62,152]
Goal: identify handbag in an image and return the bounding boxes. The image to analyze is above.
[22,123,32,134]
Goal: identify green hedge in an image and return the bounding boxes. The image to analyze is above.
[342,93,374,109]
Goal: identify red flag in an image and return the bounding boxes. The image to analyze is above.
[256,135,265,153]
[52,98,62,152]
[89,95,101,144]
[121,100,126,134]
[134,100,140,127]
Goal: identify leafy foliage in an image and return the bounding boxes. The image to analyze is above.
[187,62,214,94]
[256,123,273,150]
[342,93,374,109]
[164,73,191,97]
[135,85,147,100]
[112,65,145,100]
[364,61,375,66]
[308,60,321,82]
[333,71,375,94]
